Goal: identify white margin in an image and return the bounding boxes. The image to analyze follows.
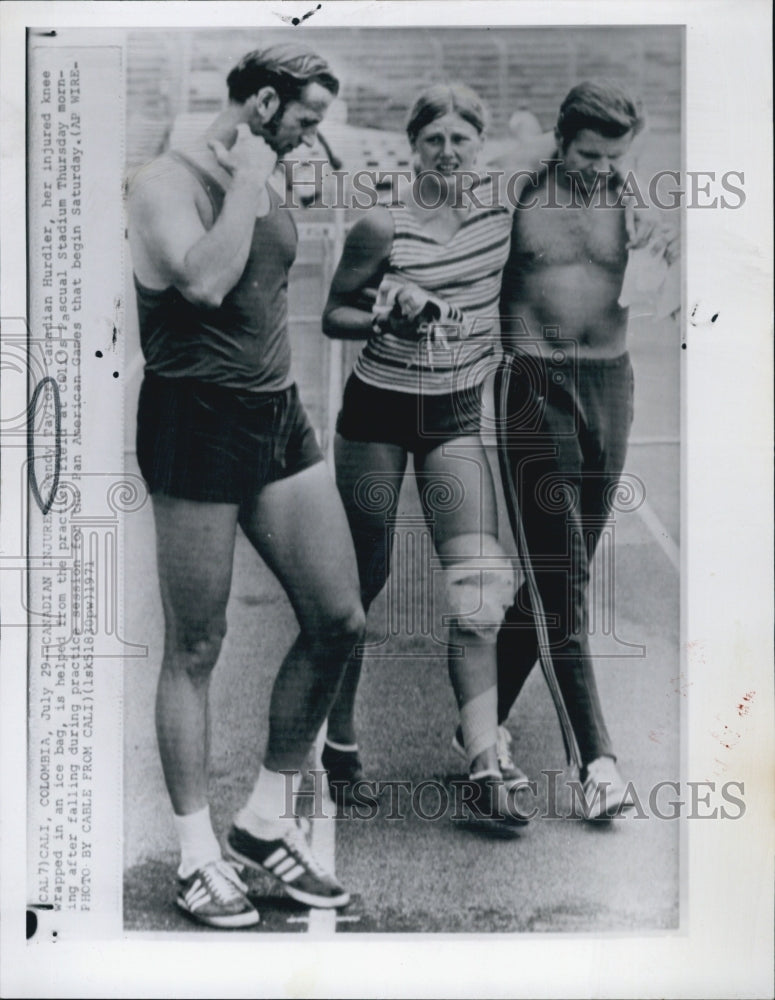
[1,2,773,998]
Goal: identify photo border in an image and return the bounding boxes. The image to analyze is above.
[1,2,772,997]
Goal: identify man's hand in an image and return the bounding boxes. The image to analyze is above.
[209,123,277,184]
[624,203,657,249]
[625,204,679,265]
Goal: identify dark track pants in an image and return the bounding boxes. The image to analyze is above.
[494,350,634,765]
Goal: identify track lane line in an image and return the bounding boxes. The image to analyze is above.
[306,729,337,935]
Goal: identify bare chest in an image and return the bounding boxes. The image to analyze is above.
[513,198,627,272]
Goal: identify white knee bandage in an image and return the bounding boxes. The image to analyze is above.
[444,559,515,640]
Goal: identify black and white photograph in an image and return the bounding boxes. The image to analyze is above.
[1,2,772,997]
[121,23,684,935]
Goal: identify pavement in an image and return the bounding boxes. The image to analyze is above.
[122,310,681,935]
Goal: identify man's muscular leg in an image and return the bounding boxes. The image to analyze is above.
[153,495,239,872]
[221,462,363,908]
[236,461,365,815]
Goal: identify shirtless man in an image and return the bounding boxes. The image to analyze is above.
[494,80,662,818]
[127,44,364,927]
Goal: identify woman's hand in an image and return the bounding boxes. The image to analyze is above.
[371,275,466,341]
[371,277,425,336]
[395,282,433,322]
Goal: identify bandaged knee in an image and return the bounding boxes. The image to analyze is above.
[444,559,515,640]
[460,686,498,765]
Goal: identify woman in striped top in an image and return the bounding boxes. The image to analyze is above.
[320,84,530,835]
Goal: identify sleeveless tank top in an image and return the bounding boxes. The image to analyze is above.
[134,151,297,392]
[352,179,512,395]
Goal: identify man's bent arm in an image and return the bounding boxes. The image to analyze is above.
[128,131,275,309]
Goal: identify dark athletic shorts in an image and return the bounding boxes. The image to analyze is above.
[336,373,484,456]
[136,372,323,504]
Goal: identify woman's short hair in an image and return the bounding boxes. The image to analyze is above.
[556,80,645,147]
[406,83,488,144]
[227,44,339,106]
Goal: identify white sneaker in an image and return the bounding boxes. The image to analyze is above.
[176,859,259,928]
[580,756,632,821]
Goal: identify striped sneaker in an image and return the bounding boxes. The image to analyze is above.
[456,772,532,838]
[226,821,349,909]
[452,725,531,790]
[176,859,259,928]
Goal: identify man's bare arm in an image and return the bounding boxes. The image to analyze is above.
[127,125,276,309]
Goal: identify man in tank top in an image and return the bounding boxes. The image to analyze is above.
[126,44,365,928]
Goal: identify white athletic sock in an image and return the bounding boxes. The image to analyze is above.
[174,805,222,879]
[236,765,300,839]
[459,686,498,768]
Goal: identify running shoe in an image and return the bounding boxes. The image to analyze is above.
[456,772,532,838]
[226,820,350,908]
[176,859,259,929]
[452,725,531,789]
[579,756,633,821]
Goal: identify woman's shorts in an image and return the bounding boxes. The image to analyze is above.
[136,372,323,504]
[336,373,484,456]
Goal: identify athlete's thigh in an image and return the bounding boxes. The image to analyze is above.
[152,494,239,631]
[415,435,498,555]
[334,435,408,533]
[238,461,361,629]
[334,436,408,604]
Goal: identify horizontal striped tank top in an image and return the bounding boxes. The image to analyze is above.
[352,183,512,394]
